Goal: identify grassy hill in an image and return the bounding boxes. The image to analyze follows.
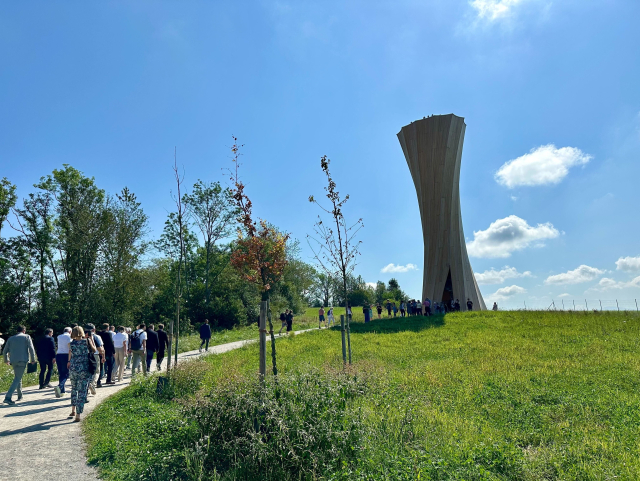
[84,311,640,480]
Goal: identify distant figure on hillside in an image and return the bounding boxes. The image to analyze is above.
[392,303,398,317]
[156,324,169,371]
[467,298,473,311]
[454,299,461,312]
[386,301,392,317]
[36,328,56,390]
[318,306,325,326]
[199,319,212,352]
[424,298,431,316]
[492,302,498,311]
[399,301,406,317]
[2,326,37,405]
[286,310,294,333]
[279,312,287,335]
[415,300,422,316]
[327,307,335,327]
[55,327,72,397]
[363,305,371,323]
[376,303,382,319]
[450,299,456,312]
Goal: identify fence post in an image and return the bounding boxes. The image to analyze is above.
[340,315,347,365]
[616,299,619,312]
[259,301,267,381]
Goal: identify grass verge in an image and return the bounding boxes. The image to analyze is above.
[87,310,640,479]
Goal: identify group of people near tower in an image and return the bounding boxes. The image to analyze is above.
[2,323,169,422]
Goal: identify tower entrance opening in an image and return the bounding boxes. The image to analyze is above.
[442,268,454,307]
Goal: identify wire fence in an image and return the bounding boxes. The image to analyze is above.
[494,299,640,312]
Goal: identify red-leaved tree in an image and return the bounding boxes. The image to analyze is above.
[229,138,289,376]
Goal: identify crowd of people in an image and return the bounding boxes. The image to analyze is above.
[2,323,169,422]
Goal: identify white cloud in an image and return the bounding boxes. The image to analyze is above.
[474,266,532,285]
[616,256,640,273]
[467,215,559,258]
[595,276,640,290]
[558,293,570,298]
[365,282,377,290]
[544,265,605,285]
[495,145,592,188]
[489,284,527,300]
[470,0,525,21]
[381,263,418,274]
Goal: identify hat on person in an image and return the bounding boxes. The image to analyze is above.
[84,323,95,332]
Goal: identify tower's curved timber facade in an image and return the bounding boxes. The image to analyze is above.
[397,114,486,310]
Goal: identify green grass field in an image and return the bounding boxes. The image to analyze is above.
[84,310,640,480]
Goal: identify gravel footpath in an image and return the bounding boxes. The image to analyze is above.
[0,328,319,480]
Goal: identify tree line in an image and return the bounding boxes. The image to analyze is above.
[0,163,409,339]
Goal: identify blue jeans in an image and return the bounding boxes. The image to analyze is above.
[4,361,27,401]
[56,353,70,392]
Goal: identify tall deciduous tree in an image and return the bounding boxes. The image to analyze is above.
[183,180,236,316]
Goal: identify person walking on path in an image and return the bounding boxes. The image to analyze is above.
[286,310,294,333]
[125,327,133,370]
[386,301,392,317]
[424,298,431,316]
[318,306,325,327]
[467,298,473,311]
[97,324,116,385]
[68,326,96,423]
[112,326,128,382]
[199,319,212,352]
[278,312,287,335]
[85,324,104,393]
[156,324,169,371]
[36,328,56,390]
[492,302,498,311]
[376,303,383,319]
[145,324,159,371]
[393,303,398,317]
[55,327,72,397]
[2,326,37,405]
[130,324,147,376]
[327,307,335,327]
[400,301,406,317]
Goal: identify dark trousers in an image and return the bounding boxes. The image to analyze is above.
[200,338,210,350]
[56,353,69,392]
[146,351,156,371]
[156,350,165,370]
[103,355,115,383]
[39,359,54,387]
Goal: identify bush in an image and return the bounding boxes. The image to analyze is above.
[183,370,368,480]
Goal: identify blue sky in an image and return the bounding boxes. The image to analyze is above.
[2,0,639,309]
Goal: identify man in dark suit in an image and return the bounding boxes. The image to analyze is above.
[36,328,56,389]
[156,324,169,371]
[145,324,159,371]
[97,323,116,385]
[199,319,211,352]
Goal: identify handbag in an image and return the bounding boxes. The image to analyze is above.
[27,362,38,374]
[87,352,98,375]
